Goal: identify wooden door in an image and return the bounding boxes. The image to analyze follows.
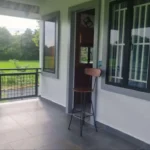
[74,9,95,103]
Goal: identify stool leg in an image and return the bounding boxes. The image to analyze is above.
[91,100,98,132]
[80,93,85,137]
[68,107,75,130]
[80,93,87,136]
[83,93,86,126]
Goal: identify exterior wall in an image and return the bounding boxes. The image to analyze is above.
[40,0,150,144]
[98,0,150,144]
[40,0,92,107]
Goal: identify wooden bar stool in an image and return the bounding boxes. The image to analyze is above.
[68,68,101,136]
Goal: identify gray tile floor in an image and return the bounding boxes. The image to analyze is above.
[0,98,140,150]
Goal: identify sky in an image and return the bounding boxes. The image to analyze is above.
[45,21,55,47]
[0,15,39,35]
[0,15,55,48]
[111,28,150,44]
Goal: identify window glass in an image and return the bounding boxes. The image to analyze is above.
[80,47,93,64]
[107,0,150,92]
[43,19,56,73]
[129,1,150,88]
[108,2,127,84]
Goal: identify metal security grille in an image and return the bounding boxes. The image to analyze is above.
[108,2,127,83]
[108,0,150,91]
[0,69,40,101]
[129,3,150,88]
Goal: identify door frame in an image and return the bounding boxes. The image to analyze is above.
[66,0,101,114]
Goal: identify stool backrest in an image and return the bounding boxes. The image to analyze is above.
[84,68,101,90]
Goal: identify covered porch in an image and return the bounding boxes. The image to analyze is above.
[0,98,138,150]
[0,0,150,149]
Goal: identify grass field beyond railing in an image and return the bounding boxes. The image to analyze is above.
[0,61,39,69]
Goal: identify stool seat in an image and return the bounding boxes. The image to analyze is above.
[74,88,93,93]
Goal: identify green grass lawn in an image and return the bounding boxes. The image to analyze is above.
[0,61,39,69]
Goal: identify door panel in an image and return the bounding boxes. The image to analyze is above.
[74,9,95,104]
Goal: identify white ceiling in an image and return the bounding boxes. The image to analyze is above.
[8,0,40,6]
[0,0,40,19]
[0,0,40,13]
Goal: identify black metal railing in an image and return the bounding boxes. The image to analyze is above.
[0,68,41,100]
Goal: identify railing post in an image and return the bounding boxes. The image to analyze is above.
[35,69,38,96]
[0,74,1,100]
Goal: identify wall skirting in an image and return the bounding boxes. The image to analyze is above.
[40,96,150,149]
[39,96,66,112]
[96,122,150,149]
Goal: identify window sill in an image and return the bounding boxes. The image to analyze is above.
[101,78,150,101]
[41,71,58,79]
[106,81,150,93]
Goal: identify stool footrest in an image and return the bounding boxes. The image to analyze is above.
[68,92,98,136]
[72,112,93,120]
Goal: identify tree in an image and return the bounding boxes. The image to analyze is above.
[8,32,22,60]
[21,28,39,60]
[32,21,40,47]
[0,27,12,51]
[32,29,39,47]
[0,27,39,61]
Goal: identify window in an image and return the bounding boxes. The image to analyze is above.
[80,47,93,64]
[107,0,150,92]
[43,12,60,78]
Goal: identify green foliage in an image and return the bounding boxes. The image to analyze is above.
[44,56,55,69]
[0,27,39,61]
[0,61,39,69]
[0,27,12,51]
[9,59,30,70]
[7,77,16,85]
[32,29,39,47]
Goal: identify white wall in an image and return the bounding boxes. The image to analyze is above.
[40,0,150,144]
[39,0,92,107]
[97,89,150,144]
[97,0,150,144]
